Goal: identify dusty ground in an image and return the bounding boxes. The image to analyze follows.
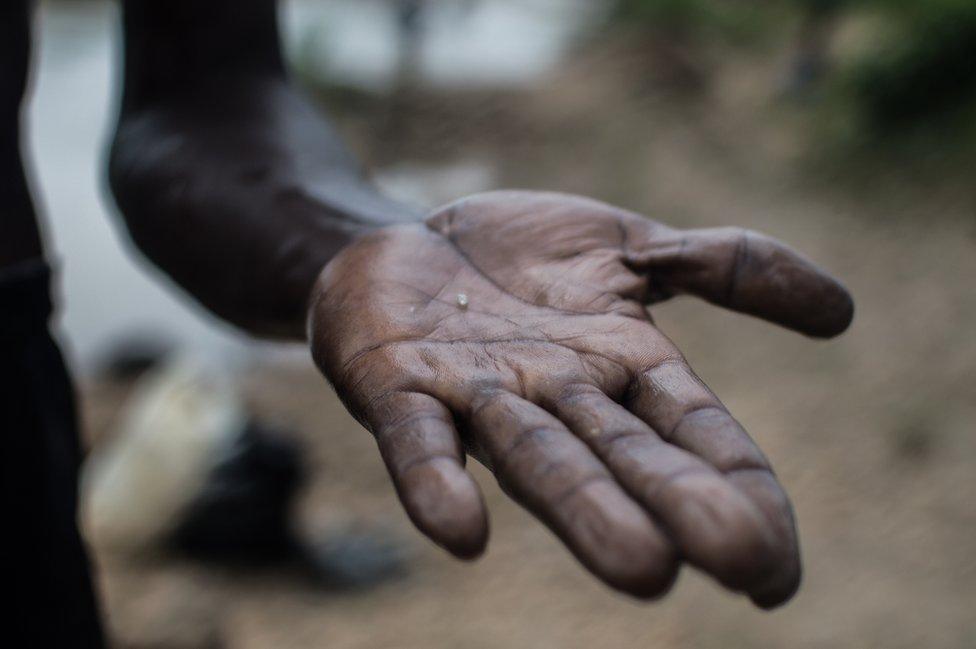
[81,35,976,649]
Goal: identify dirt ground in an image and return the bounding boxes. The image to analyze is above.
[81,36,976,649]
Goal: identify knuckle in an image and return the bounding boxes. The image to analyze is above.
[722,226,753,244]
[498,425,554,468]
[666,402,725,441]
[468,388,509,420]
[554,381,602,406]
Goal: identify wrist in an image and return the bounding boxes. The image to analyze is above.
[301,214,428,344]
[109,101,420,341]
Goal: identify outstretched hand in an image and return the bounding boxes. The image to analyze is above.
[309,191,853,608]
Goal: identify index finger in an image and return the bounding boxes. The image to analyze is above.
[365,391,490,560]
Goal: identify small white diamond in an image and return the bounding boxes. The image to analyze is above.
[456,293,469,309]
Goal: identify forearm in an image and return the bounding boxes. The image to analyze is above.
[111,0,418,338]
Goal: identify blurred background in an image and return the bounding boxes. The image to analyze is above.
[26,0,975,647]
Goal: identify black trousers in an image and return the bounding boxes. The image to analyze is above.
[2,260,105,648]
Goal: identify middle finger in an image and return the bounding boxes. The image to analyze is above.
[465,389,679,598]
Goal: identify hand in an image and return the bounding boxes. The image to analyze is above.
[309,191,853,607]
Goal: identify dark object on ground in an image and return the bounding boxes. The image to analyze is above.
[170,419,407,588]
[97,332,174,382]
[170,420,303,563]
[298,527,409,590]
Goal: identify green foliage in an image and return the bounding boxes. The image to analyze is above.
[613,0,787,43]
[845,0,976,134]
[615,0,976,141]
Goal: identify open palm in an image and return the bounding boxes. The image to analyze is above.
[309,191,853,608]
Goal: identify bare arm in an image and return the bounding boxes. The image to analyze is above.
[110,0,853,608]
[110,0,415,337]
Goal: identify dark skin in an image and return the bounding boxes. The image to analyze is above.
[8,0,854,609]
[311,193,851,606]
